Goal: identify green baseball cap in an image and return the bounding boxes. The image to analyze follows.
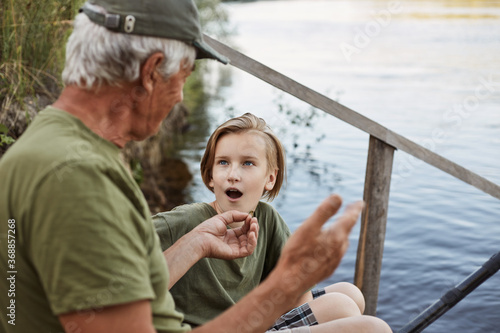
[80,0,229,64]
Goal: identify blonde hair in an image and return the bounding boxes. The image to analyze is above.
[200,113,286,201]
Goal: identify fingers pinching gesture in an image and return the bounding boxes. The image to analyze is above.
[194,211,260,260]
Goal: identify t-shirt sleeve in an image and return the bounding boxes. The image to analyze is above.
[29,163,156,315]
[153,213,175,252]
[153,205,200,252]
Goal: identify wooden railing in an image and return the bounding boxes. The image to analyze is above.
[204,35,500,315]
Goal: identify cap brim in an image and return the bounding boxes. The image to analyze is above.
[193,40,229,64]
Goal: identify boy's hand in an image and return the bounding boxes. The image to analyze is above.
[164,210,258,289]
[195,211,259,260]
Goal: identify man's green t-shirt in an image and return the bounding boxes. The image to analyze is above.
[0,107,190,333]
[153,201,291,327]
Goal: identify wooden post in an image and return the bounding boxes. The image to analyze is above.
[355,135,395,316]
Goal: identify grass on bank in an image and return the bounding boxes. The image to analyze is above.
[0,0,82,150]
[1,0,81,106]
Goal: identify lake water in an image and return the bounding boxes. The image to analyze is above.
[182,1,500,331]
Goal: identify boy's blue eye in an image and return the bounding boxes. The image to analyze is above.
[243,161,254,166]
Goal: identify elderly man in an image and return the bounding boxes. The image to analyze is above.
[0,1,391,332]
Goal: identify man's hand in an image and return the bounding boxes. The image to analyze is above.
[273,194,363,300]
[194,211,259,260]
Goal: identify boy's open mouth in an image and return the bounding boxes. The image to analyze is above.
[226,189,243,199]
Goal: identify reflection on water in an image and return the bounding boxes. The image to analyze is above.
[175,0,500,331]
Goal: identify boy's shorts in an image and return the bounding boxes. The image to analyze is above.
[268,327,311,333]
[265,288,326,332]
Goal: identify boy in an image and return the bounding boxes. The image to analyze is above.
[155,113,371,331]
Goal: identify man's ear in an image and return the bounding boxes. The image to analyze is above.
[141,52,165,93]
[264,168,278,191]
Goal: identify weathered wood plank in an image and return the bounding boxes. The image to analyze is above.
[203,34,500,201]
[354,136,395,315]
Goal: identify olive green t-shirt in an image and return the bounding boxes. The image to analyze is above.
[0,107,190,333]
[153,201,291,327]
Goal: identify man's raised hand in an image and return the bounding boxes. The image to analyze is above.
[274,194,363,299]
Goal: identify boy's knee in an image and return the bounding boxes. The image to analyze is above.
[359,315,393,333]
[310,292,361,322]
[324,282,365,313]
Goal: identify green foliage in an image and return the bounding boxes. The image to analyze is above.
[0,123,15,147]
[0,0,83,107]
[129,158,144,185]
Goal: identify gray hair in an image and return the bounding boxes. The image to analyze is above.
[62,11,196,89]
